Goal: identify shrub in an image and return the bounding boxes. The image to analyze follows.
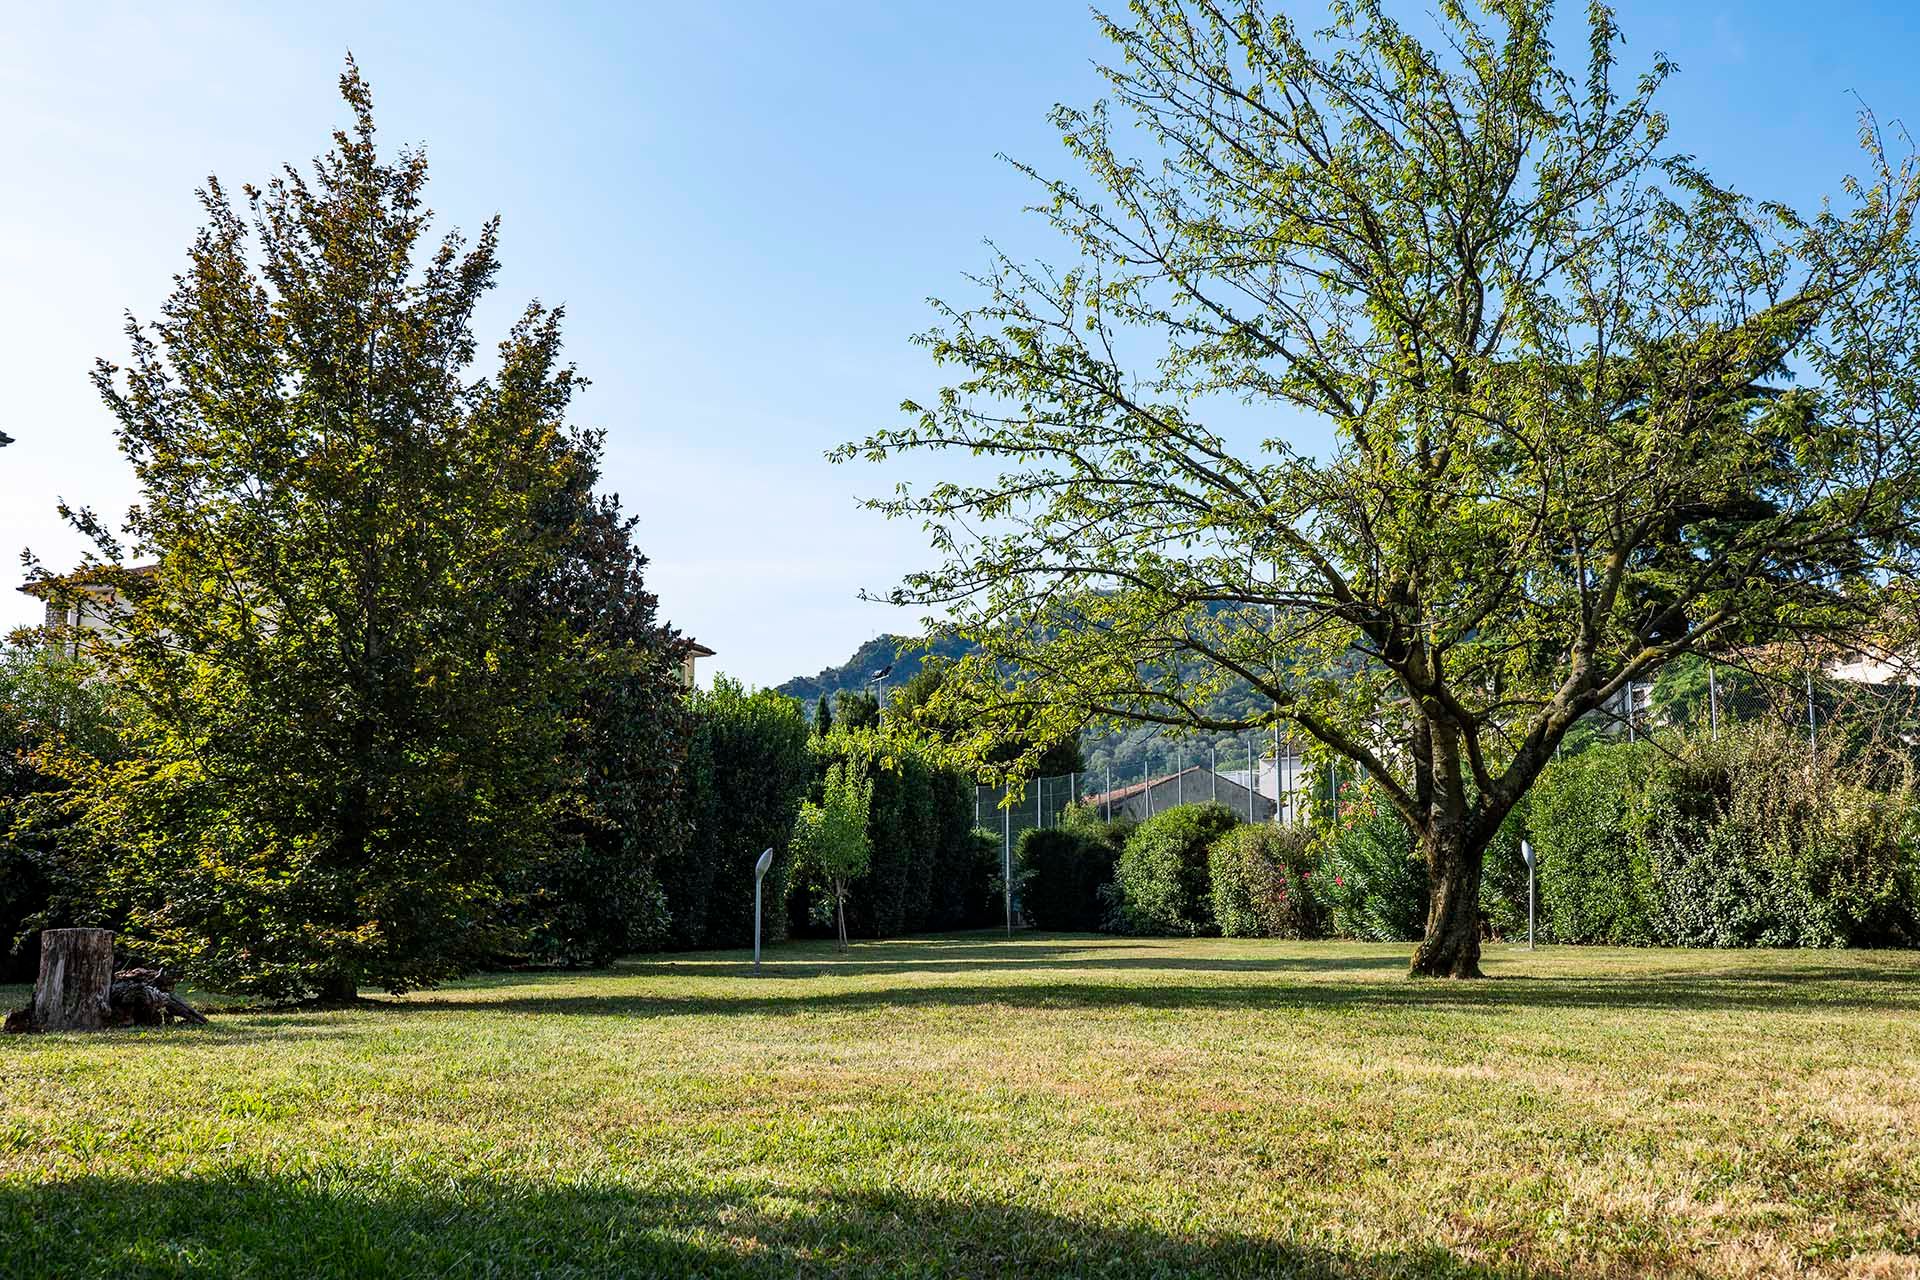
[1107,803,1241,935]
[1639,729,1918,948]
[1209,823,1323,938]
[1018,827,1119,932]
[927,772,992,930]
[0,646,132,981]
[1528,743,1660,944]
[1314,785,1426,942]
[1524,725,1920,949]
[1059,801,1136,857]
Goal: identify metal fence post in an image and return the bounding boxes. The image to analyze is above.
[1003,802,1011,935]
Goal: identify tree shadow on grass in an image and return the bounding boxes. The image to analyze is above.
[374,967,1918,1021]
[0,1171,1535,1280]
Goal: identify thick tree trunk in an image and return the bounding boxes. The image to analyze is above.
[1409,836,1485,978]
[31,928,116,1030]
[315,971,359,1003]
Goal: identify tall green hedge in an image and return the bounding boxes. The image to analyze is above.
[664,678,813,950]
[1017,827,1119,932]
[803,731,991,938]
[1530,744,1660,944]
[1107,803,1240,935]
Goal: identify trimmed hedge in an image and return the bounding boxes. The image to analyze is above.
[664,678,813,950]
[1530,744,1660,945]
[1106,803,1241,935]
[1209,823,1323,939]
[1017,827,1119,932]
[804,731,994,939]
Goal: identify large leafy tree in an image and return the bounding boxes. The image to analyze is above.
[844,0,1920,975]
[34,62,604,998]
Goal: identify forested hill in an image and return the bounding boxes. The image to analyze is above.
[774,634,973,709]
[776,633,1289,779]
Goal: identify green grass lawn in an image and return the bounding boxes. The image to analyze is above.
[2,935,1917,1278]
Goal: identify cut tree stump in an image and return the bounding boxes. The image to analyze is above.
[2,931,210,1033]
[30,928,115,1031]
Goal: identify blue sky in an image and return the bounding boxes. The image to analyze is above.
[5,2,1919,688]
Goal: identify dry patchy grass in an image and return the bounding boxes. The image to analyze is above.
[1,935,1916,1278]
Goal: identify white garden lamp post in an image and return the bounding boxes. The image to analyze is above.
[752,846,773,974]
[1521,839,1535,951]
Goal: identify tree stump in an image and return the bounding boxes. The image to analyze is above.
[30,928,115,1031]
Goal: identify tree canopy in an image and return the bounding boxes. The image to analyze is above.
[30,61,656,998]
[843,0,1920,974]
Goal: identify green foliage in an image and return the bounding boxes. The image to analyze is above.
[667,678,813,951]
[1314,787,1426,943]
[886,657,1084,777]
[1524,726,1920,948]
[1106,803,1240,936]
[1016,827,1118,932]
[1058,801,1135,857]
[831,690,880,732]
[1640,732,1917,948]
[512,490,689,968]
[926,772,992,930]
[1529,746,1661,945]
[0,646,130,979]
[842,0,1920,976]
[791,760,873,948]
[804,730,990,938]
[1208,824,1322,940]
[36,64,609,1000]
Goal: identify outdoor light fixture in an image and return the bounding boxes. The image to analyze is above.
[1521,840,1535,951]
[752,846,773,974]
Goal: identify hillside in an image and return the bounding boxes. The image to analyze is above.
[774,634,973,709]
[778,632,1293,780]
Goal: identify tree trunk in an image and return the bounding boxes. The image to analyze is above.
[1409,836,1485,978]
[315,971,359,1004]
[835,882,849,952]
[31,928,115,1030]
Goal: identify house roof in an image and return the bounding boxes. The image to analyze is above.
[1085,765,1259,807]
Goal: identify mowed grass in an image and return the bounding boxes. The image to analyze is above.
[2,936,1917,1279]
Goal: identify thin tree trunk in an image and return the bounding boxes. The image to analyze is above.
[835,884,849,952]
[1409,835,1485,978]
[31,929,115,1030]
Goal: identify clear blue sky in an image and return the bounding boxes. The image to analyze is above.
[4,2,1919,688]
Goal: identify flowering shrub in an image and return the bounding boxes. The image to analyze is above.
[1208,823,1323,939]
[1313,783,1427,942]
